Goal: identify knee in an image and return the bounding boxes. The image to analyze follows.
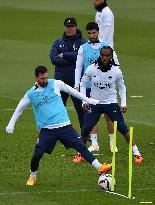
[76,106,84,114]
[80,136,88,144]
[81,126,91,138]
[117,123,129,135]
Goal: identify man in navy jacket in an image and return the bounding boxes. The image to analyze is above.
[50,17,86,131]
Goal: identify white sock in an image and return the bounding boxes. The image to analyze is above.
[92,159,102,170]
[132,145,141,156]
[91,134,98,145]
[109,134,114,145]
[30,171,37,179]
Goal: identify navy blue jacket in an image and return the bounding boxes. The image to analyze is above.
[50,29,86,84]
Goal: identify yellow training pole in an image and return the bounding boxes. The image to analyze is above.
[128,127,133,198]
[111,121,117,191]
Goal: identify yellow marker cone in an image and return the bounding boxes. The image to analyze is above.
[128,127,133,198]
[111,121,117,191]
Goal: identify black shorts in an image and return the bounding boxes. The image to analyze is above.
[36,124,84,154]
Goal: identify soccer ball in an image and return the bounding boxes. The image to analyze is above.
[98,174,115,191]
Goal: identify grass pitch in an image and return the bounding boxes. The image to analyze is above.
[0,0,155,204]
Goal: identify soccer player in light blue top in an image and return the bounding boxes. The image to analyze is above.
[75,22,118,158]
[6,65,112,186]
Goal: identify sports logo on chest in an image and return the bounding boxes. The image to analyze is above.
[93,74,113,90]
[108,76,112,80]
[59,44,64,48]
[73,44,78,51]
[94,82,112,90]
[34,89,56,107]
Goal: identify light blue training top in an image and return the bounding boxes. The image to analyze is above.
[82,41,109,88]
[26,79,69,131]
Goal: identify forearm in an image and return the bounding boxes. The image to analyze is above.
[113,50,119,65]
[50,43,72,66]
[119,89,126,107]
[80,80,87,97]
[7,96,30,128]
[50,56,72,66]
[61,83,98,105]
[75,67,82,88]
[75,46,84,88]
[63,52,78,62]
[117,77,127,106]
[79,69,91,97]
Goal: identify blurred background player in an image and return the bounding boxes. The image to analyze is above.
[6,66,112,185]
[50,17,85,132]
[93,0,114,47]
[74,22,118,158]
[78,46,143,164]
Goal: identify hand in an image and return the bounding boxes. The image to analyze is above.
[58,53,63,58]
[6,126,14,134]
[82,103,90,112]
[120,106,127,113]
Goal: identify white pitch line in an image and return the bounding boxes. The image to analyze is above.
[105,190,135,200]
[0,187,154,197]
[126,119,155,127]
[0,108,32,111]
[0,106,75,112]
[139,202,153,204]
[61,153,102,157]
[1,103,155,112]
[1,107,155,127]
[131,96,143,98]
[1,105,155,127]
[0,95,19,101]
[0,189,98,196]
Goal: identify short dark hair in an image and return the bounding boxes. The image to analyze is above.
[35,66,48,77]
[86,22,99,31]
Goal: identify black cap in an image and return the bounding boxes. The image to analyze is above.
[64,17,77,27]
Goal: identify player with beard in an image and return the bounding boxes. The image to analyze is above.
[93,0,114,47]
[6,65,112,185]
[73,22,118,163]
